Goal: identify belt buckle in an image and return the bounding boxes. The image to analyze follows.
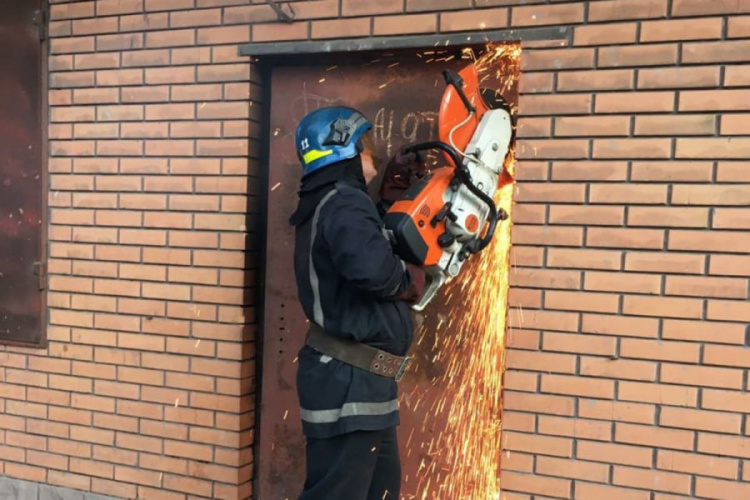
[395,356,413,382]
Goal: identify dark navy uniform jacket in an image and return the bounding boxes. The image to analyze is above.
[290,158,416,439]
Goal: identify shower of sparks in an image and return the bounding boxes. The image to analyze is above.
[402,43,520,500]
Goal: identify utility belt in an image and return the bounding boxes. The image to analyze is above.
[306,323,412,382]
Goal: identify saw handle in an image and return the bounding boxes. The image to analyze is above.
[443,70,476,114]
[402,141,499,253]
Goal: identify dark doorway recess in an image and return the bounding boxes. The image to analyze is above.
[255,43,520,499]
[0,0,47,346]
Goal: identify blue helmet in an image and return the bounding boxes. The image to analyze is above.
[295,106,373,177]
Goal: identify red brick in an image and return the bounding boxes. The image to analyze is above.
[500,471,571,497]
[584,271,661,294]
[663,319,745,345]
[581,356,657,382]
[728,16,750,38]
[681,89,750,113]
[722,114,750,135]
[636,115,716,136]
[695,478,750,500]
[622,338,700,363]
[582,313,659,338]
[598,92,675,114]
[683,40,750,64]
[505,350,577,374]
[517,118,551,138]
[545,290,619,314]
[121,49,170,68]
[575,22,637,46]
[711,255,750,277]
[512,226,584,247]
[617,422,694,451]
[342,0,401,15]
[671,230,750,253]
[520,94,592,115]
[726,67,750,87]
[661,406,742,434]
[120,12,168,32]
[589,0,668,21]
[541,374,614,399]
[594,185,669,204]
[510,268,581,290]
[629,207,709,228]
[522,48,594,71]
[503,431,573,457]
[658,450,738,480]
[599,44,678,68]
[662,363,743,390]
[504,372,538,393]
[502,450,534,472]
[578,441,653,467]
[548,249,622,271]
[623,295,702,319]
[667,276,747,299]
[551,161,628,181]
[556,116,630,137]
[538,415,612,441]
[512,3,583,26]
[703,389,750,414]
[618,381,697,407]
[504,391,575,416]
[587,228,664,250]
[698,433,750,459]
[613,466,691,495]
[576,481,650,500]
[440,7,507,32]
[625,251,704,275]
[704,344,750,369]
[519,72,554,93]
[675,185,750,206]
[557,69,633,91]
[673,0,750,16]
[638,66,720,89]
[544,331,617,356]
[642,18,723,42]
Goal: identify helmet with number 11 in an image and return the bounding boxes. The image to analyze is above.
[295,106,374,177]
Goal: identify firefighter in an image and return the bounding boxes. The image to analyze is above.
[289,106,426,500]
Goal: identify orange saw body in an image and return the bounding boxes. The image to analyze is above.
[384,64,514,310]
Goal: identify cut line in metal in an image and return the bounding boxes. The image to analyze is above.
[239,26,570,57]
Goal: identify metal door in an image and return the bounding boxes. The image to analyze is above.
[259,46,519,499]
[0,0,45,345]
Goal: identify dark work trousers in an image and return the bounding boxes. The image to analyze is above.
[299,427,401,500]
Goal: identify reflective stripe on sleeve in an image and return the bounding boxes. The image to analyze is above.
[309,190,337,328]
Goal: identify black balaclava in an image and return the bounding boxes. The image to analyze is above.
[289,155,367,227]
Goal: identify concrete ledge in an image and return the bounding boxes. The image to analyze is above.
[0,477,119,500]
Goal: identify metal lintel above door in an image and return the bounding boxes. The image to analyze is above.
[238,26,570,57]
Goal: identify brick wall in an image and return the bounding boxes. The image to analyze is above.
[502,1,750,498]
[3,0,260,498]
[0,0,749,499]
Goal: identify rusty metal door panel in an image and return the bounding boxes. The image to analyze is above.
[0,0,45,345]
[260,48,518,499]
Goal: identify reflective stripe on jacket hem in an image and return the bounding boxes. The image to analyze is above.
[300,399,398,424]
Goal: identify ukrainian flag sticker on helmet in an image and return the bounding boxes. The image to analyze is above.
[295,106,373,177]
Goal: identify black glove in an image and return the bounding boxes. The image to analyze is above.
[378,148,426,204]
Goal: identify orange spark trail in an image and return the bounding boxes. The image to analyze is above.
[404,44,520,500]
